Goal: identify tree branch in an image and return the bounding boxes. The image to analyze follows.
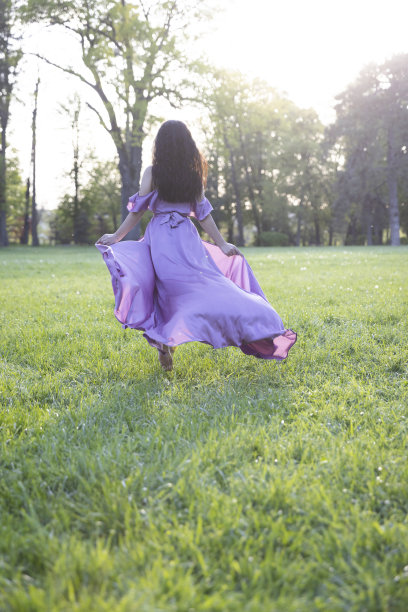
[139,0,151,22]
[31,51,124,152]
[83,59,124,150]
[28,52,96,90]
[86,102,110,133]
[79,28,124,151]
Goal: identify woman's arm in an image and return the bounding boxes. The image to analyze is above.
[97,210,145,245]
[198,213,242,256]
[139,165,153,195]
[97,166,153,245]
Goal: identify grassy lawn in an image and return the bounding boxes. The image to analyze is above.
[0,245,407,611]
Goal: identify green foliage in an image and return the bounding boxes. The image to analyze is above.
[331,54,408,245]
[0,246,407,610]
[400,200,408,237]
[20,0,214,228]
[204,71,331,246]
[81,159,121,235]
[5,153,26,243]
[53,159,121,244]
[0,0,24,245]
[203,57,408,248]
[259,231,289,247]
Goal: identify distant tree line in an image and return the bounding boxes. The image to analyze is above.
[203,58,408,247]
[1,1,407,247]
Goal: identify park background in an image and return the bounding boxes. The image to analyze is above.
[1,1,408,611]
[2,0,408,247]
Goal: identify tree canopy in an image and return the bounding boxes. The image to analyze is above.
[1,2,408,247]
[22,0,212,239]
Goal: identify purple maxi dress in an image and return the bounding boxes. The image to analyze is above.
[95,190,297,360]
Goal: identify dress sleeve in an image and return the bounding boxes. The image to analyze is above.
[127,190,157,213]
[193,195,214,221]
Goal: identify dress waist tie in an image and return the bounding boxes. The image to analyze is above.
[154,211,190,228]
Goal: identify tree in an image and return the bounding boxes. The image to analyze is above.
[59,93,84,244]
[0,0,22,246]
[81,159,122,237]
[332,55,408,246]
[22,0,212,240]
[282,108,328,246]
[5,153,26,243]
[20,177,30,244]
[52,158,122,244]
[204,72,286,246]
[204,71,330,246]
[30,76,40,246]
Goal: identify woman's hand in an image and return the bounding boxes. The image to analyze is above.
[96,233,118,246]
[199,214,243,257]
[220,242,243,257]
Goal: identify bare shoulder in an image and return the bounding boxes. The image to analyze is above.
[139,165,153,195]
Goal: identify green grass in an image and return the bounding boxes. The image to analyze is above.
[0,245,407,611]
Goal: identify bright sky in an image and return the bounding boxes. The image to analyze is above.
[9,0,408,210]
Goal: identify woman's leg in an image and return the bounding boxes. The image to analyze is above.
[157,344,176,371]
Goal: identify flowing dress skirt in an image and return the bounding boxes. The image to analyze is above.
[96,213,296,360]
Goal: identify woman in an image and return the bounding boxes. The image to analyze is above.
[96,120,296,371]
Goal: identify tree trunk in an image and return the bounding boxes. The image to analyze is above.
[221,128,244,244]
[20,177,30,244]
[314,214,321,246]
[229,151,244,246]
[351,218,357,244]
[328,222,333,246]
[227,223,234,243]
[73,158,80,243]
[223,132,244,246]
[366,220,373,246]
[0,118,8,246]
[296,203,302,247]
[31,78,39,247]
[71,100,81,244]
[387,124,400,246]
[118,144,142,241]
[239,128,261,245]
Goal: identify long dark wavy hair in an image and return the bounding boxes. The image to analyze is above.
[152,120,207,204]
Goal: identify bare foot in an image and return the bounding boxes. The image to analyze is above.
[158,344,173,371]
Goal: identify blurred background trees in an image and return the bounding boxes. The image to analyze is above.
[330,55,408,246]
[0,0,23,246]
[21,0,212,240]
[1,0,408,247]
[203,71,332,247]
[50,160,122,245]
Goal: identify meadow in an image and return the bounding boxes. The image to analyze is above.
[0,244,407,612]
